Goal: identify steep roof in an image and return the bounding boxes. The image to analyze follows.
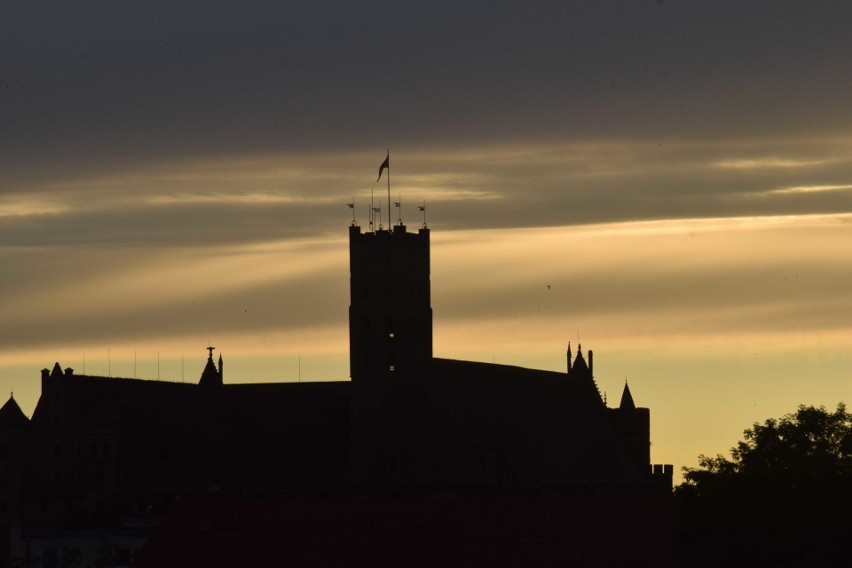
[31,371,351,495]
[345,358,643,488]
[571,351,589,374]
[620,382,636,410]
[0,395,29,426]
[198,355,221,387]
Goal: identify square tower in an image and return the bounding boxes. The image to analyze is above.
[349,224,432,381]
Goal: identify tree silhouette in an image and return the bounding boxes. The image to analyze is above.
[676,403,851,567]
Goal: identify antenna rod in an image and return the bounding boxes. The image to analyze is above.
[386,149,391,229]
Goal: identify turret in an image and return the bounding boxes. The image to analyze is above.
[608,380,650,474]
[569,344,589,376]
[567,345,605,405]
[199,347,223,387]
[619,381,636,410]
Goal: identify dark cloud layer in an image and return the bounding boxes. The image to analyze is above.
[5,1,852,186]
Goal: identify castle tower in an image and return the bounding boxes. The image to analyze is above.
[608,381,651,473]
[349,224,432,381]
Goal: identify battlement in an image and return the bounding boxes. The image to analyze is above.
[651,464,674,491]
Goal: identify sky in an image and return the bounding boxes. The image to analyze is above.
[2,1,851,481]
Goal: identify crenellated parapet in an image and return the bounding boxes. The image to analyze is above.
[651,464,674,491]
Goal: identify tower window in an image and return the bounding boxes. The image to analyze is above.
[388,332,395,339]
[389,365,395,372]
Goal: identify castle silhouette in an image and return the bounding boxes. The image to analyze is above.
[0,221,672,566]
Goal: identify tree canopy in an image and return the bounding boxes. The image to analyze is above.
[680,403,852,499]
[676,403,851,566]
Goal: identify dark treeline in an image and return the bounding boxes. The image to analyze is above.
[675,403,852,566]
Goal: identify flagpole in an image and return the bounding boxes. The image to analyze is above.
[386,149,391,229]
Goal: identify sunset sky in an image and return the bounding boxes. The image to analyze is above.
[2,1,851,480]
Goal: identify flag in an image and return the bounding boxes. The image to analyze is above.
[377,154,389,182]
[394,201,400,208]
[418,206,425,212]
[346,202,354,209]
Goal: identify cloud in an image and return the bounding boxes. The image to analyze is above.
[432,215,852,348]
[715,158,839,170]
[4,135,852,256]
[5,1,852,185]
[0,237,348,350]
[767,184,852,195]
[5,213,851,374]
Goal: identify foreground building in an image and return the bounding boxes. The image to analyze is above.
[0,222,672,567]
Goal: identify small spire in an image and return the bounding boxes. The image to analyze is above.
[0,394,30,425]
[619,381,636,410]
[200,347,223,387]
[571,348,589,374]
